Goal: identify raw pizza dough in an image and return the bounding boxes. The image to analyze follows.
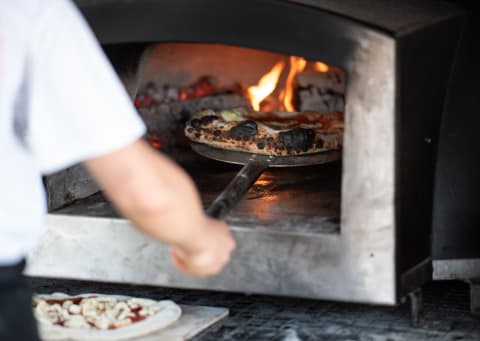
[33,293,182,340]
[184,107,343,156]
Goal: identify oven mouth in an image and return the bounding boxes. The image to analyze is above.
[138,42,345,235]
[56,42,345,236]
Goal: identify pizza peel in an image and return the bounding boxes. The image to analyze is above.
[191,142,341,219]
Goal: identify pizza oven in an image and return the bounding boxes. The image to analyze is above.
[26,0,468,309]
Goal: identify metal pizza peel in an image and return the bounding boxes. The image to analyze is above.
[191,142,341,219]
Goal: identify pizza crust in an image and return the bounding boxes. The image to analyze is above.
[188,129,342,156]
[33,293,182,341]
[185,108,343,156]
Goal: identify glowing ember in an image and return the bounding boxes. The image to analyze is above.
[179,76,216,100]
[314,61,329,73]
[134,78,242,109]
[136,58,334,114]
[134,98,142,108]
[283,56,307,112]
[150,139,162,149]
[247,61,285,111]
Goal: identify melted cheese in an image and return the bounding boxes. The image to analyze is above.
[220,109,246,122]
[33,296,162,330]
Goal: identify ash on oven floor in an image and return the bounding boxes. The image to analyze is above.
[28,278,480,341]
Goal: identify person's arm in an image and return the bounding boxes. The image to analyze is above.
[25,0,235,275]
[84,139,235,276]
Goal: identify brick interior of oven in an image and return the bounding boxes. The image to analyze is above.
[55,43,344,235]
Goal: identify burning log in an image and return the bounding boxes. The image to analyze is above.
[245,58,344,113]
[134,77,243,109]
[293,68,345,113]
[135,67,345,151]
[138,94,250,150]
[134,77,248,149]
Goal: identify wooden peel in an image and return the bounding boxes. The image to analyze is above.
[191,142,341,219]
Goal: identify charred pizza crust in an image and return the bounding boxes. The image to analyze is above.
[184,107,343,156]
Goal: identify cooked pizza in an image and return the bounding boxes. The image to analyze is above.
[33,293,181,340]
[184,107,343,156]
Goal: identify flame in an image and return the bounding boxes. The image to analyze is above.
[283,56,307,112]
[248,61,285,110]
[314,61,329,72]
[247,58,330,112]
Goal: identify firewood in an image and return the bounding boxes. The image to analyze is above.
[294,70,345,113]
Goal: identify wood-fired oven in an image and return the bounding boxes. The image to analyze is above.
[26,0,467,312]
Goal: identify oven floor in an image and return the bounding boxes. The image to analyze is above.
[28,278,480,341]
[56,150,341,235]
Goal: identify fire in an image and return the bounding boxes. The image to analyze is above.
[247,57,329,111]
[247,61,285,110]
[314,61,329,72]
[283,56,307,112]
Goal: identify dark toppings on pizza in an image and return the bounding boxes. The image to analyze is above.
[279,127,314,151]
[228,120,258,141]
[190,115,219,128]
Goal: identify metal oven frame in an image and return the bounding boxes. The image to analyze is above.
[26,0,464,306]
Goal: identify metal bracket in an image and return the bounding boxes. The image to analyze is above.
[433,259,480,315]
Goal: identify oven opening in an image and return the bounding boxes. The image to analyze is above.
[36,0,462,304]
[135,43,345,235]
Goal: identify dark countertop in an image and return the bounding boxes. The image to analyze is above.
[28,278,480,340]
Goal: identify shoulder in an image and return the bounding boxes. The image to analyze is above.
[0,0,72,35]
[1,1,40,23]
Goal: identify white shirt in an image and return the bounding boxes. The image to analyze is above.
[0,0,146,265]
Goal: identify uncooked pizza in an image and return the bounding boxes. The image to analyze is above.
[33,293,181,340]
[184,107,343,156]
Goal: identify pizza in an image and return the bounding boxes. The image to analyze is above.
[33,293,181,340]
[184,107,343,156]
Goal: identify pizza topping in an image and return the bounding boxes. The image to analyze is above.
[220,110,246,122]
[199,115,219,126]
[127,298,156,309]
[190,118,201,128]
[256,141,266,149]
[279,127,315,150]
[228,120,258,141]
[68,304,81,315]
[33,295,164,330]
[65,315,91,329]
[192,114,219,128]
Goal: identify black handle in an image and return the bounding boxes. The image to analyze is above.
[206,158,269,219]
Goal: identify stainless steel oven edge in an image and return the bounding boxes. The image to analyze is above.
[27,28,401,305]
[26,212,396,305]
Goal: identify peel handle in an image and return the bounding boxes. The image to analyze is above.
[206,158,269,219]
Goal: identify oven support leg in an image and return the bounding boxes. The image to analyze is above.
[470,281,480,315]
[409,288,424,327]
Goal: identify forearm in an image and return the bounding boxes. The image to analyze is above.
[84,139,207,250]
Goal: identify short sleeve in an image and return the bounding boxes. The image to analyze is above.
[27,0,146,175]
